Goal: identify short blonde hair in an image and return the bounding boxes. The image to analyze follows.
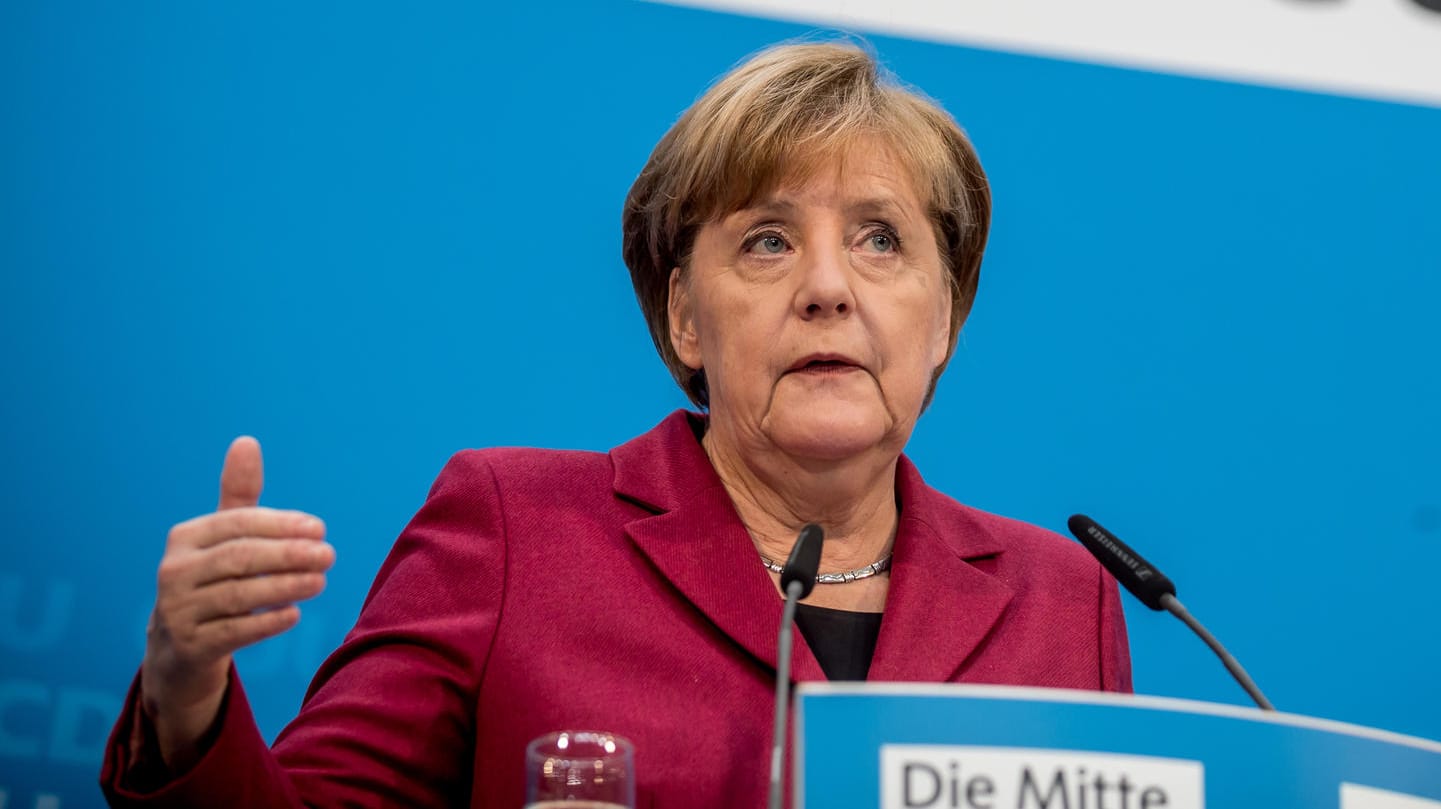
[622,41,990,408]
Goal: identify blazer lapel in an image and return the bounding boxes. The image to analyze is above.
[611,412,826,682]
[867,458,1015,682]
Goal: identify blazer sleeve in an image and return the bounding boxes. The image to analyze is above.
[1098,562,1134,693]
[100,451,506,807]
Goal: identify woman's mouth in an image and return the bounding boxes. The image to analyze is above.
[787,356,863,375]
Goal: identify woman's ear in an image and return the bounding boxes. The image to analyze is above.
[668,267,702,370]
[930,302,955,369]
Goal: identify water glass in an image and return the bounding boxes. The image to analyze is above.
[524,730,635,809]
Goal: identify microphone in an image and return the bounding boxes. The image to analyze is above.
[1067,514,1175,610]
[769,523,823,809]
[1067,514,1275,712]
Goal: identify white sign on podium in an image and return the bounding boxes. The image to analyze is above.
[796,684,1441,809]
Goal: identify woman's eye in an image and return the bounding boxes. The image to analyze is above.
[863,230,899,253]
[747,234,788,255]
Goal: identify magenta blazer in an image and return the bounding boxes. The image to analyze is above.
[102,410,1131,808]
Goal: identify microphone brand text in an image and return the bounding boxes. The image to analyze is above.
[1084,526,1153,581]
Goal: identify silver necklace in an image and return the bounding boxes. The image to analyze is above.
[759,553,893,584]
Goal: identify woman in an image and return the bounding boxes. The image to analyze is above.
[101,42,1130,808]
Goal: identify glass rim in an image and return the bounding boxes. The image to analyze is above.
[525,729,634,760]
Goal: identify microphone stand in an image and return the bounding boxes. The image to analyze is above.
[769,524,823,809]
[1068,514,1276,712]
[1159,593,1275,711]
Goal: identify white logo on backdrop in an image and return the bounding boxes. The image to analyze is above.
[656,0,1441,108]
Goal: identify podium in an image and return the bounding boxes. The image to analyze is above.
[795,684,1441,808]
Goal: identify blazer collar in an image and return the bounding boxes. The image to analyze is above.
[868,455,1015,682]
[610,411,1013,683]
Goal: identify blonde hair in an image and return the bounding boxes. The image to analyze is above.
[622,41,990,407]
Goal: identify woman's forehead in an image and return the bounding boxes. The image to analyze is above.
[717,139,929,222]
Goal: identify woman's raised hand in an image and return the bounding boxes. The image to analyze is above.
[140,437,334,767]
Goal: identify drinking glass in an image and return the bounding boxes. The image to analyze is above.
[524,730,636,809]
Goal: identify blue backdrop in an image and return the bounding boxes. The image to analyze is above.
[2,1,1438,805]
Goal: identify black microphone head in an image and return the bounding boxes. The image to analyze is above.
[1067,514,1176,611]
[780,524,824,601]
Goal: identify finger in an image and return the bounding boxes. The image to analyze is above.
[168,508,325,550]
[191,573,328,623]
[218,436,264,511]
[189,539,335,587]
[186,605,303,659]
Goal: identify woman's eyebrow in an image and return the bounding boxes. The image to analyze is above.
[734,196,915,222]
[847,197,912,221]
[733,198,799,220]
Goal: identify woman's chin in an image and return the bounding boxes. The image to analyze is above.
[761,404,892,462]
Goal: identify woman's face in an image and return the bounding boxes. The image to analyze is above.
[669,143,953,463]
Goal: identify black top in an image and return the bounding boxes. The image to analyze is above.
[794,603,883,681]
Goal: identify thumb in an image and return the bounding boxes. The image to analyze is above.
[218,436,264,510]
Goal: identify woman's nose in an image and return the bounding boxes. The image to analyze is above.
[794,246,856,319]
